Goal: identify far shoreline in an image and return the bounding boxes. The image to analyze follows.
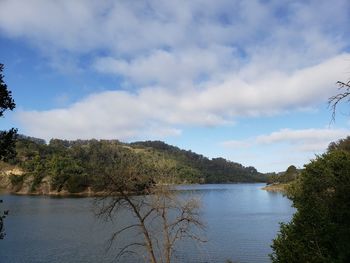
[261,183,288,193]
[1,182,269,198]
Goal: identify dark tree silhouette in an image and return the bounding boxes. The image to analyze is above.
[0,63,17,239]
[0,63,17,161]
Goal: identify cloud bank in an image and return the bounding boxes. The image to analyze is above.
[1,0,349,142]
[17,54,350,140]
[221,127,350,172]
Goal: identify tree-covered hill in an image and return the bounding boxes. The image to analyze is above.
[131,141,263,183]
[0,136,266,195]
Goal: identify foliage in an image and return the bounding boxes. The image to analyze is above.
[328,136,350,153]
[49,155,85,192]
[267,165,300,184]
[0,63,17,162]
[271,150,350,262]
[0,64,15,117]
[0,63,17,239]
[132,141,265,183]
[273,80,350,262]
[8,137,265,194]
[9,174,25,186]
[0,128,17,162]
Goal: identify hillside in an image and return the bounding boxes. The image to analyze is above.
[131,141,264,183]
[0,136,266,195]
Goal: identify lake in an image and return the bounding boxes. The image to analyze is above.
[0,184,294,263]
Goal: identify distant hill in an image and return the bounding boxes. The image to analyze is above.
[131,141,264,183]
[0,136,266,195]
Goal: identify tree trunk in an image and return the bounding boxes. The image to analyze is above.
[126,196,158,263]
[162,202,171,263]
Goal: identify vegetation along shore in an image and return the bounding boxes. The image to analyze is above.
[0,136,268,196]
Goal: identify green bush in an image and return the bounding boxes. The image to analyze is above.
[271,150,350,262]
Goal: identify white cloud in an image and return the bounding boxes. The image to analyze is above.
[0,0,348,61]
[221,127,350,172]
[16,53,350,141]
[2,0,350,147]
[189,54,350,117]
[1,0,348,89]
[223,128,349,152]
[255,128,349,151]
[93,46,234,87]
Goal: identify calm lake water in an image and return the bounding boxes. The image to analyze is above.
[0,184,294,263]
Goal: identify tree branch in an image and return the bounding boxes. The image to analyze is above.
[328,80,350,122]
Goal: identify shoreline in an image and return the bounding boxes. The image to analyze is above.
[261,183,288,192]
[0,187,108,197]
[0,182,268,197]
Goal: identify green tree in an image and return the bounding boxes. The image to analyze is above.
[271,150,350,262]
[328,136,350,153]
[0,63,17,161]
[49,155,86,192]
[0,63,17,239]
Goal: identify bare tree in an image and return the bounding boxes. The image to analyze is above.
[328,80,350,121]
[94,156,205,263]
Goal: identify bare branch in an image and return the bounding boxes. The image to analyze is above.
[114,242,145,262]
[141,207,157,222]
[106,223,142,251]
[328,80,350,122]
[94,159,205,263]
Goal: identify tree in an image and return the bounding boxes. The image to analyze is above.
[271,150,350,262]
[94,153,205,263]
[266,165,299,185]
[328,136,350,153]
[272,77,350,262]
[0,63,17,161]
[0,63,17,239]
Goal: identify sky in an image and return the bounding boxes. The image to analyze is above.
[0,0,350,173]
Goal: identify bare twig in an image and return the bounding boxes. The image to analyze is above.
[94,157,205,263]
[328,80,350,122]
[114,242,145,262]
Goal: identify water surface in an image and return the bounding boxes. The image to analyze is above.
[0,183,294,262]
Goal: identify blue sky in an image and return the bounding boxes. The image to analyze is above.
[1,0,350,172]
